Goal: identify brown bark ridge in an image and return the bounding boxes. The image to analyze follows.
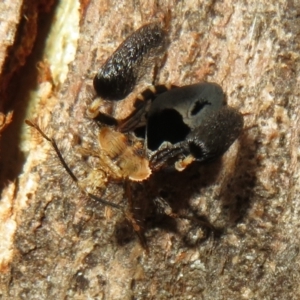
[1,0,300,299]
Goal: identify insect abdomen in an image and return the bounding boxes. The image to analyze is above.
[93,23,167,100]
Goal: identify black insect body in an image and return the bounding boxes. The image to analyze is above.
[100,82,244,172]
[144,83,244,171]
[93,23,168,101]
[146,83,226,152]
[27,23,244,248]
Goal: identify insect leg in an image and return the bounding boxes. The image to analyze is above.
[117,84,179,132]
[123,179,148,250]
[90,84,179,132]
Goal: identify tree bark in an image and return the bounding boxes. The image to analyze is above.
[1,0,300,299]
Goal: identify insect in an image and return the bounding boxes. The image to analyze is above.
[27,22,243,247]
[94,82,243,173]
[93,22,167,101]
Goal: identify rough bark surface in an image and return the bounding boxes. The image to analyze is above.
[1,0,300,299]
